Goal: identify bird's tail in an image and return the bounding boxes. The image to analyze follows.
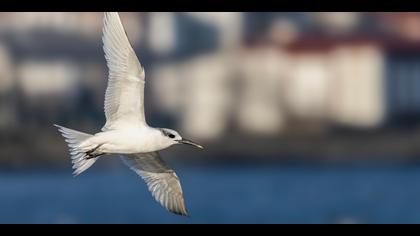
[54,124,98,176]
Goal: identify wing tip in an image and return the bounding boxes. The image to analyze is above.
[103,12,122,26]
[104,12,119,18]
[170,201,189,217]
[171,209,189,217]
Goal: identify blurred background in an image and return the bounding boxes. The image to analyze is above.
[2,12,420,223]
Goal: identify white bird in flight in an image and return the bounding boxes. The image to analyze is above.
[54,12,203,216]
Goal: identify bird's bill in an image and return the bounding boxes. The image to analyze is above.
[178,139,204,149]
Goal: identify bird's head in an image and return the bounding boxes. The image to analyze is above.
[159,128,204,150]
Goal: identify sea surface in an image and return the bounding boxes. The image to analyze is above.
[1,164,420,224]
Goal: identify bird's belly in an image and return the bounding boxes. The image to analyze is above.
[96,131,162,154]
[101,143,158,154]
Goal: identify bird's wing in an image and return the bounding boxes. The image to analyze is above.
[120,152,188,216]
[102,12,146,131]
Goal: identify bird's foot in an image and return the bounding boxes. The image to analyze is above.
[85,154,99,160]
[85,144,104,160]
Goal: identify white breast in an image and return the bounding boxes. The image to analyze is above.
[94,128,163,154]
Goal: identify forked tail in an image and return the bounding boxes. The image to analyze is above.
[54,124,98,176]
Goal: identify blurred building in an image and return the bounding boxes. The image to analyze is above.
[1,12,420,165]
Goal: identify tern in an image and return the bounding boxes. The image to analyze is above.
[54,12,203,216]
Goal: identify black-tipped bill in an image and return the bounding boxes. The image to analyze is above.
[178,139,204,149]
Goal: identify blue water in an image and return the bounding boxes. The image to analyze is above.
[1,165,420,224]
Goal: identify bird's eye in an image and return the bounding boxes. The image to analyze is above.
[168,134,175,139]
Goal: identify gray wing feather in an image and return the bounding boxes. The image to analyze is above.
[120,152,188,216]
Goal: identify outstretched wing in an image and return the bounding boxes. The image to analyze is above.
[120,152,188,216]
[102,12,146,131]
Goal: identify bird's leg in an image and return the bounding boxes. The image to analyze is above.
[85,144,104,159]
